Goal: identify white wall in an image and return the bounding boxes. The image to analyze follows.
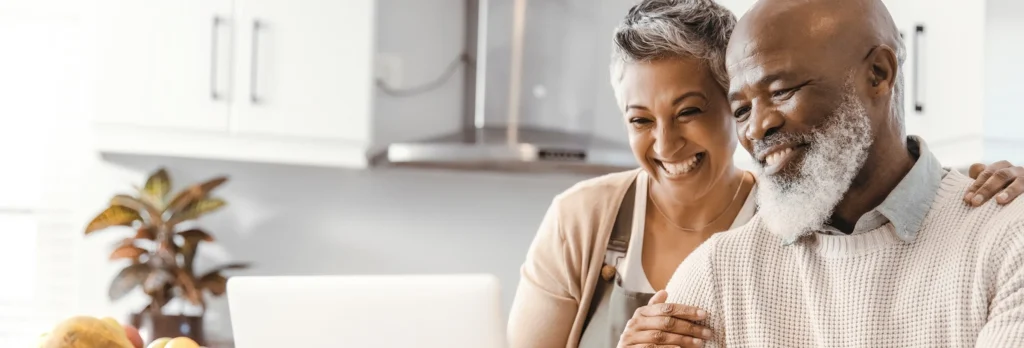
[372,0,467,151]
[984,0,1024,158]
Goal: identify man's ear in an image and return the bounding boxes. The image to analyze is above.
[866,44,899,99]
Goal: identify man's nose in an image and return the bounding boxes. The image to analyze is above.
[745,102,784,141]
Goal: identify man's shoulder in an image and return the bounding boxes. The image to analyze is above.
[930,171,1024,245]
[677,215,785,274]
[705,215,781,252]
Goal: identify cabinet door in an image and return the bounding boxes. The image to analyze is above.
[888,0,985,145]
[914,1,985,143]
[231,0,375,142]
[93,0,233,132]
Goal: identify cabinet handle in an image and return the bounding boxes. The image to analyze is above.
[250,19,263,104]
[913,24,924,113]
[210,16,223,101]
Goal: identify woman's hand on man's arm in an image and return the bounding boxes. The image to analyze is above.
[618,290,714,348]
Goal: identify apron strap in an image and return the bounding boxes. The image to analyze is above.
[580,176,639,337]
[598,178,637,283]
[608,179,637,253]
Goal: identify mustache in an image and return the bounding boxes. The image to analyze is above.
[752,131,815,158]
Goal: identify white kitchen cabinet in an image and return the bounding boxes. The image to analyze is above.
[884,0,1024,169]
[231,0,374,141]
[91,0,379,168]
[93,0,233,132]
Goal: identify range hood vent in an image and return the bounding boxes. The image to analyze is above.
[386,126,637,175]
[382,0,637,175]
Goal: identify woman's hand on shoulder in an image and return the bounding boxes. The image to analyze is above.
[965,161,1024,206]
[617,290,714,348]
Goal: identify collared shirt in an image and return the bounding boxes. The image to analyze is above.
[794,136,947,244]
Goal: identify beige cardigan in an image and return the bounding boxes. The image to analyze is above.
[508,168,643,348]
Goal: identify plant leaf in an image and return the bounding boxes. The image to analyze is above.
[174,268,204,306]
[143,168,172,200]
[200,176,228,193]
[180,236,201,275]
[204,262,251,275]
[111,194,163,224]
[142,269,174,296]
[110,243,147,261]
[85,205,141,234]
[134,226,156,240]
[166,176,228,215]
[169,198,226,224]
[108,263,151,301]
[199,272,228,296]
[177,228,214,242]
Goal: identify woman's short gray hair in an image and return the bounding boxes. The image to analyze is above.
[610,0,737,91]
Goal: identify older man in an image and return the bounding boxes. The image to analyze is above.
[662,0,1024,346]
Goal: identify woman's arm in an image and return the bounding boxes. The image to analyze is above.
[507,197,583,348]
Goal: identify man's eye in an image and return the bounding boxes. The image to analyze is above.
[772,88,797,99]
[733,106,750,121]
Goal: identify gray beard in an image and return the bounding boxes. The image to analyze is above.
[754,82,874,243]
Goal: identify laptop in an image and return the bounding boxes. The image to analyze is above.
[226,274,507,348]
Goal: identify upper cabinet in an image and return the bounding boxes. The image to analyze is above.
[884,0,1024,169]
[230,0,373,141]
[92,0,378,168]
[93,0,233,133]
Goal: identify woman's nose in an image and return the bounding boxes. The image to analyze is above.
[653,125,685,158]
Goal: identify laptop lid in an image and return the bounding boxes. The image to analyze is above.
[226,274,507,348]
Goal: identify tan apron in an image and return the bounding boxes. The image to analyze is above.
[577,178,655,348]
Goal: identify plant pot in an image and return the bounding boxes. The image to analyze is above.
[130,311,205,346]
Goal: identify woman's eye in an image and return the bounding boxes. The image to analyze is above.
[629,117,652,125]
[678,108,702,117]
[733,106,750,121]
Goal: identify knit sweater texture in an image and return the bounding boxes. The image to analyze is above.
[665,171,1024,347]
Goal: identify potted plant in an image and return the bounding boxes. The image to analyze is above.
[84,168,249,345]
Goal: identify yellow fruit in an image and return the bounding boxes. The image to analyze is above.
[165,337,200,348]
[147,337,172,348]
[41,316,134,348]
[100,317,127,337]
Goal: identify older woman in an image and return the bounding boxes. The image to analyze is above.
[506,1,1024,348]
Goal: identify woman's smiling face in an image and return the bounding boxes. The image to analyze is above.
[615,57,739,196]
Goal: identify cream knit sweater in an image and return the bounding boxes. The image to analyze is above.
[665,171,1024,347]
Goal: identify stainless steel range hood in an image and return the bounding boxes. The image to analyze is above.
[384,0,637,175]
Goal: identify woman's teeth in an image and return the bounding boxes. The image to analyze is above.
[765,148,793,167]
[661,153,702,175]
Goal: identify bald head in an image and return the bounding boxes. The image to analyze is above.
[731,0,904,72]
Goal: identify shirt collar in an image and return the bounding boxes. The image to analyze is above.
[782,135,946,245]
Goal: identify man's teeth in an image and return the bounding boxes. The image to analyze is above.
[765,148,793,167]
[662,154,701,175]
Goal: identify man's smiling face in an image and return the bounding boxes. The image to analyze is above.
[724,0,883,240]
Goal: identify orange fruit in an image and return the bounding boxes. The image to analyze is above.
[165,337,200,348]
[146,337,172,348]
